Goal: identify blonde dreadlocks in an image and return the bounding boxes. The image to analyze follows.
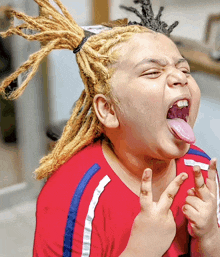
[0,0,178,180]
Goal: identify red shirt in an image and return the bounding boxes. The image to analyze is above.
[33,141,220,257]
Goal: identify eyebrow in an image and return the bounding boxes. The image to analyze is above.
[134,58,188,68]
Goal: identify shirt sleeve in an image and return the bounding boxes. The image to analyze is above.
[33,176,110,257]
[33,207,68,257]
[33,206,104,257]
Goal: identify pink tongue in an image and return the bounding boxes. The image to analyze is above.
[167,118,196,144]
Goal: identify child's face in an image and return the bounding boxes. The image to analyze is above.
[110,32,201,160]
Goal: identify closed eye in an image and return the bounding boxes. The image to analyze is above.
[141,70,161,78]
[181,69,191,75]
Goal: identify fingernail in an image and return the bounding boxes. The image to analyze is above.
[194,166,200,173]
[182,206,186,213]
[144,169,150,178]
[187,188,193,195]
[182,174,188,180]
[212,158,217,165]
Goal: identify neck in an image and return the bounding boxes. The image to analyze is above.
[102,138,176,193]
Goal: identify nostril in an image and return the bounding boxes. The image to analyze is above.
[173,81,187,86]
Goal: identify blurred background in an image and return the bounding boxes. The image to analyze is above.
[0,0,220,256]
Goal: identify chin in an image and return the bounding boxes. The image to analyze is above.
[158,140,191,160]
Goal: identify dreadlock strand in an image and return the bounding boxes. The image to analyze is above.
[65,114,99,156]
[112,25,147,37]
[98,35,122,54]
[155,6,164,21]
[36,114,99,180]
[34,0,79,33]
[78,72,97,103]
[0,25,30,38]
[48,110,94,172]
[51,34,75,50]
[35,16,63,30]
[66,90,87,124]
[78,51,97,84]
[68,112,93,145]
[54,43,72,50]
[145,0,154,18]
[120,5,146,25]
[0,38,59,99]
[98,32,134,55]
[63,96,92,140]
[0,56,35,99]
[122,0,179,36]
[49,0,83,34]
[1,10,83,49]
[86,54,109,81]
[34,0,64,19]
[168,21,179,34]
[26,31,80,45]
[54,96,92,155]
[37,2,85,42]
[81,44,108,61]
[89,38,107,49]
[10,9,47,32]
[53,0,77,25]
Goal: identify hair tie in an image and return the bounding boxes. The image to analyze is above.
[73,37,88,54]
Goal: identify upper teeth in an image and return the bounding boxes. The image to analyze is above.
[176,100,188,108]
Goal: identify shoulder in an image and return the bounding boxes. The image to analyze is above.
[179,144,211,171]
[186,144,211,161]
[37,141,108,210]
[34,141,114,255]
[176,145,211,180]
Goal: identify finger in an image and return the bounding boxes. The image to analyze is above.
[140,168,153,212]
[208,158,217,181]
[187,187,196,196]
[206,177,218,197]
[158,172,188,213]
[182,204,199,224]
[185,195,203,212]
[206,159,218,196]
[193,165,210,201]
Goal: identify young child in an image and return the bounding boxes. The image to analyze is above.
[0,0,220,256]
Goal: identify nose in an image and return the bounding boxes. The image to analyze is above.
[167,68,188,87]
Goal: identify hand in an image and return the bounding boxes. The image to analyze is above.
[182,158,219,239]
[121,168,188,257]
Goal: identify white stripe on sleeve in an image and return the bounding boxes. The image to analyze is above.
[184,159,209,170]
[81,175,111,257]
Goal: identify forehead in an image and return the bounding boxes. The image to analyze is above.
[115,32,183,68]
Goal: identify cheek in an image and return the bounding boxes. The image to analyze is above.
[190,81,201,124]
[192,82,201,109]
[111,78,164,122]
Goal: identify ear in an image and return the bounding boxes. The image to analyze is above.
[93,94,119,129]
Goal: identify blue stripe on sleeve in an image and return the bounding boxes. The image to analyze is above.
[187,148,211,160]
[63,163,101,257]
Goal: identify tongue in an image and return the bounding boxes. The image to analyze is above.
[167,118,196,144]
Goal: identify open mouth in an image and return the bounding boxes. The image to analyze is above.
[167,99,189,122]
[166,99,195,144]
